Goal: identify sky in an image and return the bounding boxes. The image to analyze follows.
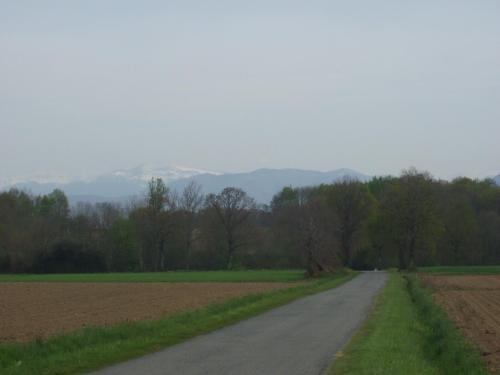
[1,0,499,181]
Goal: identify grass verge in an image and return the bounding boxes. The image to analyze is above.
[0,271,356,375]
[0,270,305,283]
[329,272,488,375]
[329,273,439,374]
[418,265,500,275]
[405,274,488,374]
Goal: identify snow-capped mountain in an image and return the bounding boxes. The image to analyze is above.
[1,165,372,204]
[0,165,218,201]
[111,164,221,183]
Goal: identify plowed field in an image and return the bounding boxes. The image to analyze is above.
[0,282,295,342]
[420,274,500,372]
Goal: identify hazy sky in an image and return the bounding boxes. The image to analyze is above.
[1,0,499,180]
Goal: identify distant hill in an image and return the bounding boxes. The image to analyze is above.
[2,164,217,203]
[494,175,500,186]
[2,165,370,205]
[170,168,371,203]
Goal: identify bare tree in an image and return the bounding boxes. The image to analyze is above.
[94,202,122,231]
[272,186,338,277]
[206,187,256,269]
[300,196,338,277]
[179,182,204,269]
[145,178,175,271]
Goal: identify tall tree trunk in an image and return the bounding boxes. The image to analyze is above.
[227,237,234,270]
[159,238,165,271]
[408,235,417,271]
[398,238,407,271]
[185,238,191,270]
[185,219,193,270]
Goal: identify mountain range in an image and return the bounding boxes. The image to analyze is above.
[494,175,500,186]
[169,168,370,203]
[1,165,371,205]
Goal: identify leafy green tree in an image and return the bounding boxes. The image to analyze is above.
[439,188,478,265]
[31,189,70,262]
[381,168,439,270]
[271,187,305,268]
[477,211,500,264]
[0,189,35,271]
[107,218,140,271]
[35,189,69,219]
[324,179,374,267]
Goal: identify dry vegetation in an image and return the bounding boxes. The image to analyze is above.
[420,274,500,372]
[0,282,296,342]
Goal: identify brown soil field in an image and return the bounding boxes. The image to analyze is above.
[0,282,296,343]
[420,274,500,372]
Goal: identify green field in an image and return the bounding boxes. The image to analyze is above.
[0,272,356,375]
[330,272,488,375]
[419,265,500,274]
[0,270,305,283]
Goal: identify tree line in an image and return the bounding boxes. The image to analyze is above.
[0,167,499,274]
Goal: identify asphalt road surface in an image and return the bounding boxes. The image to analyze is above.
[88,271,388,375]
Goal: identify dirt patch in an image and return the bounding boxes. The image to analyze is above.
[0,282,296,343]
[419,274,500,291]
[420,274,500,372]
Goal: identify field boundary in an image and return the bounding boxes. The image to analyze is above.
[327,272,441,375]
[406,274,489,374]
[0,270,305,283]
[418,266,500,275]
[329,272,489,375]
[0,272,356,375]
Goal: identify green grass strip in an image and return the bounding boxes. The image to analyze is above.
[0,272,356,375]
[0,270,305,283]
[405,274,488,375]
[329,273,440,374]
[329,273,488,375]
[418,266,500,275]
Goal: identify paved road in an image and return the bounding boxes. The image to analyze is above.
[88,272,387,375]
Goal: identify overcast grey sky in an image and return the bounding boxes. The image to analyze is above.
[1,0,499,180]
